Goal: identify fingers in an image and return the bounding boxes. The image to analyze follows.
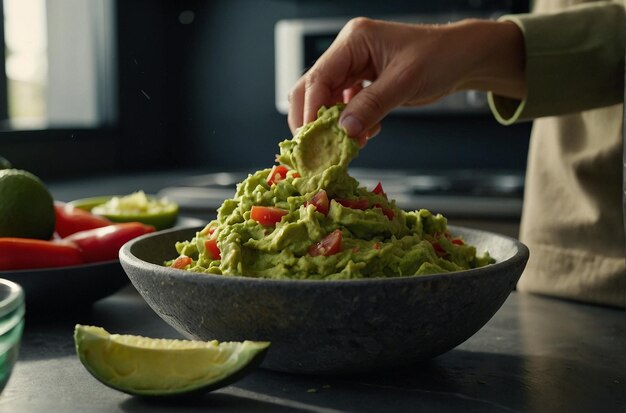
[288,18,375,135]
[287,17,405,140]
[342,83,364,103]
[290,77,381,146]
[287,81,305,135]
[303,75,334,126]
[287,72,344,135]
[339,65,411,138]
[352,123,382,147]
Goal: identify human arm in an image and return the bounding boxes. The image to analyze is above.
[489,1,626,125]
[287,17,527,142]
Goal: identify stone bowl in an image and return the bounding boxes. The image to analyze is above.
[120,225,529,375]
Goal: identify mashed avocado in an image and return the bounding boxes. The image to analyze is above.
[167,105,493,279]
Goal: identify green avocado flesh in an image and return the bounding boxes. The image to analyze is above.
[74,325,270,397]
[166,104,494,279]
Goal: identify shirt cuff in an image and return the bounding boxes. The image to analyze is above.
[488,2,626,125]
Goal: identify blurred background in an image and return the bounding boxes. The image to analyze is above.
[0,0,532,234]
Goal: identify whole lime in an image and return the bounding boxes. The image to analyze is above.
[0,169,55,240]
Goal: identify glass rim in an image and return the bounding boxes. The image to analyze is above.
[0,278,24,318]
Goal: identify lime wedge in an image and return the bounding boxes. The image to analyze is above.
[74,325,270,397]
[71,192,179,230]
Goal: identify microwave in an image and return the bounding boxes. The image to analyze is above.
[274,13,504,115]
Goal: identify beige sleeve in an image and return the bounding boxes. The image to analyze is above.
[488,2,626,125]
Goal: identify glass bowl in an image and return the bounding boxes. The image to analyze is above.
[0,279,25,394]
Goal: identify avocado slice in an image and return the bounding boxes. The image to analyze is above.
[74,325,270,397]
[277,105,360,177]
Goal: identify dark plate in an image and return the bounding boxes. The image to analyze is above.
[0,260,127,313]
[0,217,207,313]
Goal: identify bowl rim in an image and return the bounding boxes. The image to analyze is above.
[0,278,24,318]
[120,225,529,287]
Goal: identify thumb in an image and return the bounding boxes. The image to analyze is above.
[338,71,408,138]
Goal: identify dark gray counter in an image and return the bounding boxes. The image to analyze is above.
[2,287,624,413]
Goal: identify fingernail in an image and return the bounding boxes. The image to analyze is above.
[366,126,381,140]
[340,115,363,138]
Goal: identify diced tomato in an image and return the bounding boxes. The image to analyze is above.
[373,242,381,250]
[250,206,288,226]
[373,204,394,220]
[172,256,193,269]
[200,226,216,236]
[308,229,342,257]
[204,238,221,260]
[292,172,301,179]
[452,238,464,245]
[306,190,329,215]
[334,197,369,210]
[372,181,386,198]
[431,241,447,257]
[267,165,289,186]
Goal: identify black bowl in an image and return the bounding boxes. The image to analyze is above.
[120,225,528,374]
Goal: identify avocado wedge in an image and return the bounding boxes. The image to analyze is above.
[74,325,270,397]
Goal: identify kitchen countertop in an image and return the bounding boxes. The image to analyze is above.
[2,171,613,411]
[2,287,624,413]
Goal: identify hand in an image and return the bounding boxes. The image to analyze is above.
[287,17,526,144]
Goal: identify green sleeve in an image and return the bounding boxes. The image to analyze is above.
[488,2,626,125]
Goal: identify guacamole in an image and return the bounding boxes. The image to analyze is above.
[167,105,493,279]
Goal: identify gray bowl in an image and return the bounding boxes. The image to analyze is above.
[120,225,528,375]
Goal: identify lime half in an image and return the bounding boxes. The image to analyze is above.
[68,196,113,212]
[74,325,270,397]
[72,191,179,230]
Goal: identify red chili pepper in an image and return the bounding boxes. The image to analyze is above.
[0,238,83,270]
[54,201,112,238]
[64,222,155,263]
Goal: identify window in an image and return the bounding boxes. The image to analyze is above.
[0,0,119,179]
[1,0,117,130]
